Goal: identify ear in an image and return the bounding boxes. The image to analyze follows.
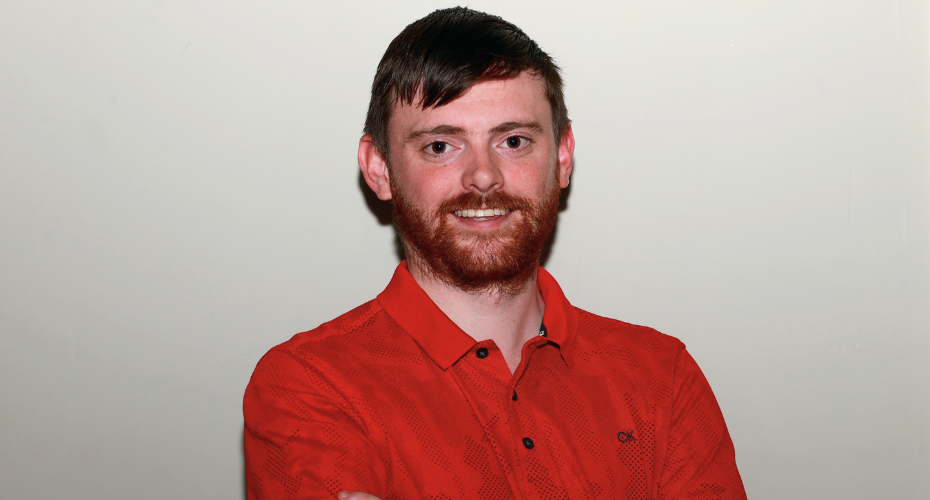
[557,126,575,189]
[358,135,393,201]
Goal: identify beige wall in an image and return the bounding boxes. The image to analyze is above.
[1,1,928,498]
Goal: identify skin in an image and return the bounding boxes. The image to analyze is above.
[353,72,574,500]
[337,492,380,500]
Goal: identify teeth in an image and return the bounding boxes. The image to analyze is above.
[454,208,512,218]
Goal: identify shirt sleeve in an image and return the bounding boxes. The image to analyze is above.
[243,348,388,500]
[658,348,747,500]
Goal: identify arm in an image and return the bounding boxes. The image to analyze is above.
[244,349,389,500]
[338,492,383,500]
[658,349,747,500]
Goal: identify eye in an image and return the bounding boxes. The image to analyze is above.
[504,136,527,149]
[428,142,449,154]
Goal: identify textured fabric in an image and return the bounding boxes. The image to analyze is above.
[243,263,746,499]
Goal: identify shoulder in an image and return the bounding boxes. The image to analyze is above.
[271,299,388,358]
[247,300,386,390]
[574,307,685,351]
[266,296,430,370]
[246,298,428,397]
[571,307,686,374]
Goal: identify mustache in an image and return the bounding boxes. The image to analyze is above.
[437,191,533,214]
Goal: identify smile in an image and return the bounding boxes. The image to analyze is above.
[453,208,512,218]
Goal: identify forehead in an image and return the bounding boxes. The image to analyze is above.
[388,72,552,140]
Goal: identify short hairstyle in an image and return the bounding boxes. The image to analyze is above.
[364,7,570,159]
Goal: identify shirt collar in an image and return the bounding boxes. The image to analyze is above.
[538,265,578,368]
[377,261,578,370]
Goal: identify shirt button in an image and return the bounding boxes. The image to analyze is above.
[522,437,535,449]
[476,348,489,359]
[512,391,518,400]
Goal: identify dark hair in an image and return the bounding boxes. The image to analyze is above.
[364,7,570,158]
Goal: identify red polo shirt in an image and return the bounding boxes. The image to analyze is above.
[244,263,745,499]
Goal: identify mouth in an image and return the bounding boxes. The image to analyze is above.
[453,208,512,221]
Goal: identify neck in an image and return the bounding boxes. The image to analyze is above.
[407,259,545,373]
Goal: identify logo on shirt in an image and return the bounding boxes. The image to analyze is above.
[617,430,636,443]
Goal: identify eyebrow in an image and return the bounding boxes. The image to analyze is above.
[404,121,546,143]
[405,125,466,143]
[490,121,545,135]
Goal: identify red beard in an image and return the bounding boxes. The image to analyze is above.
[391,179,560,296]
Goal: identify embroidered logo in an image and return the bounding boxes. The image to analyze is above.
[617,430,636,443]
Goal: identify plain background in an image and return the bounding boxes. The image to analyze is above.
[2,1,928,498]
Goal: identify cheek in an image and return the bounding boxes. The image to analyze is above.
[507,161,559,195]
[393,165,457,207]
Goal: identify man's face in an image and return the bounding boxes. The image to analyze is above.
[382,72,574,294]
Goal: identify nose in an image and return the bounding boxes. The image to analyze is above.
[462,146,503,194]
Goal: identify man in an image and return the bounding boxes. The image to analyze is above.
[244,7,746,500]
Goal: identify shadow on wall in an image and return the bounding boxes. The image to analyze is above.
[357,170,407,262]
[355,159,575,266]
